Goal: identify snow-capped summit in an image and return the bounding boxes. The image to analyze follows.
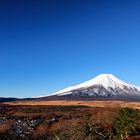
[50,74,140,98]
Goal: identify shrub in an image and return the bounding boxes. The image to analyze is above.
[113,108,140,139]
[84,122,114,140]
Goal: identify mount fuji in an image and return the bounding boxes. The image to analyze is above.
[45,74,140,100]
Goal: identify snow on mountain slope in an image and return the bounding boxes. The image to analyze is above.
[51,74,140,97]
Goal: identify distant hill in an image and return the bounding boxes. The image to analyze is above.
[0,97,18,102]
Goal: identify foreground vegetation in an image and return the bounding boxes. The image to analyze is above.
[0,105,140,140]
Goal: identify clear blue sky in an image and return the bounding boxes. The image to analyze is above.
[0,0,140,98]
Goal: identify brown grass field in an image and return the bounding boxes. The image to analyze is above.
[3,100,140,109]
[1,100,140,139]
